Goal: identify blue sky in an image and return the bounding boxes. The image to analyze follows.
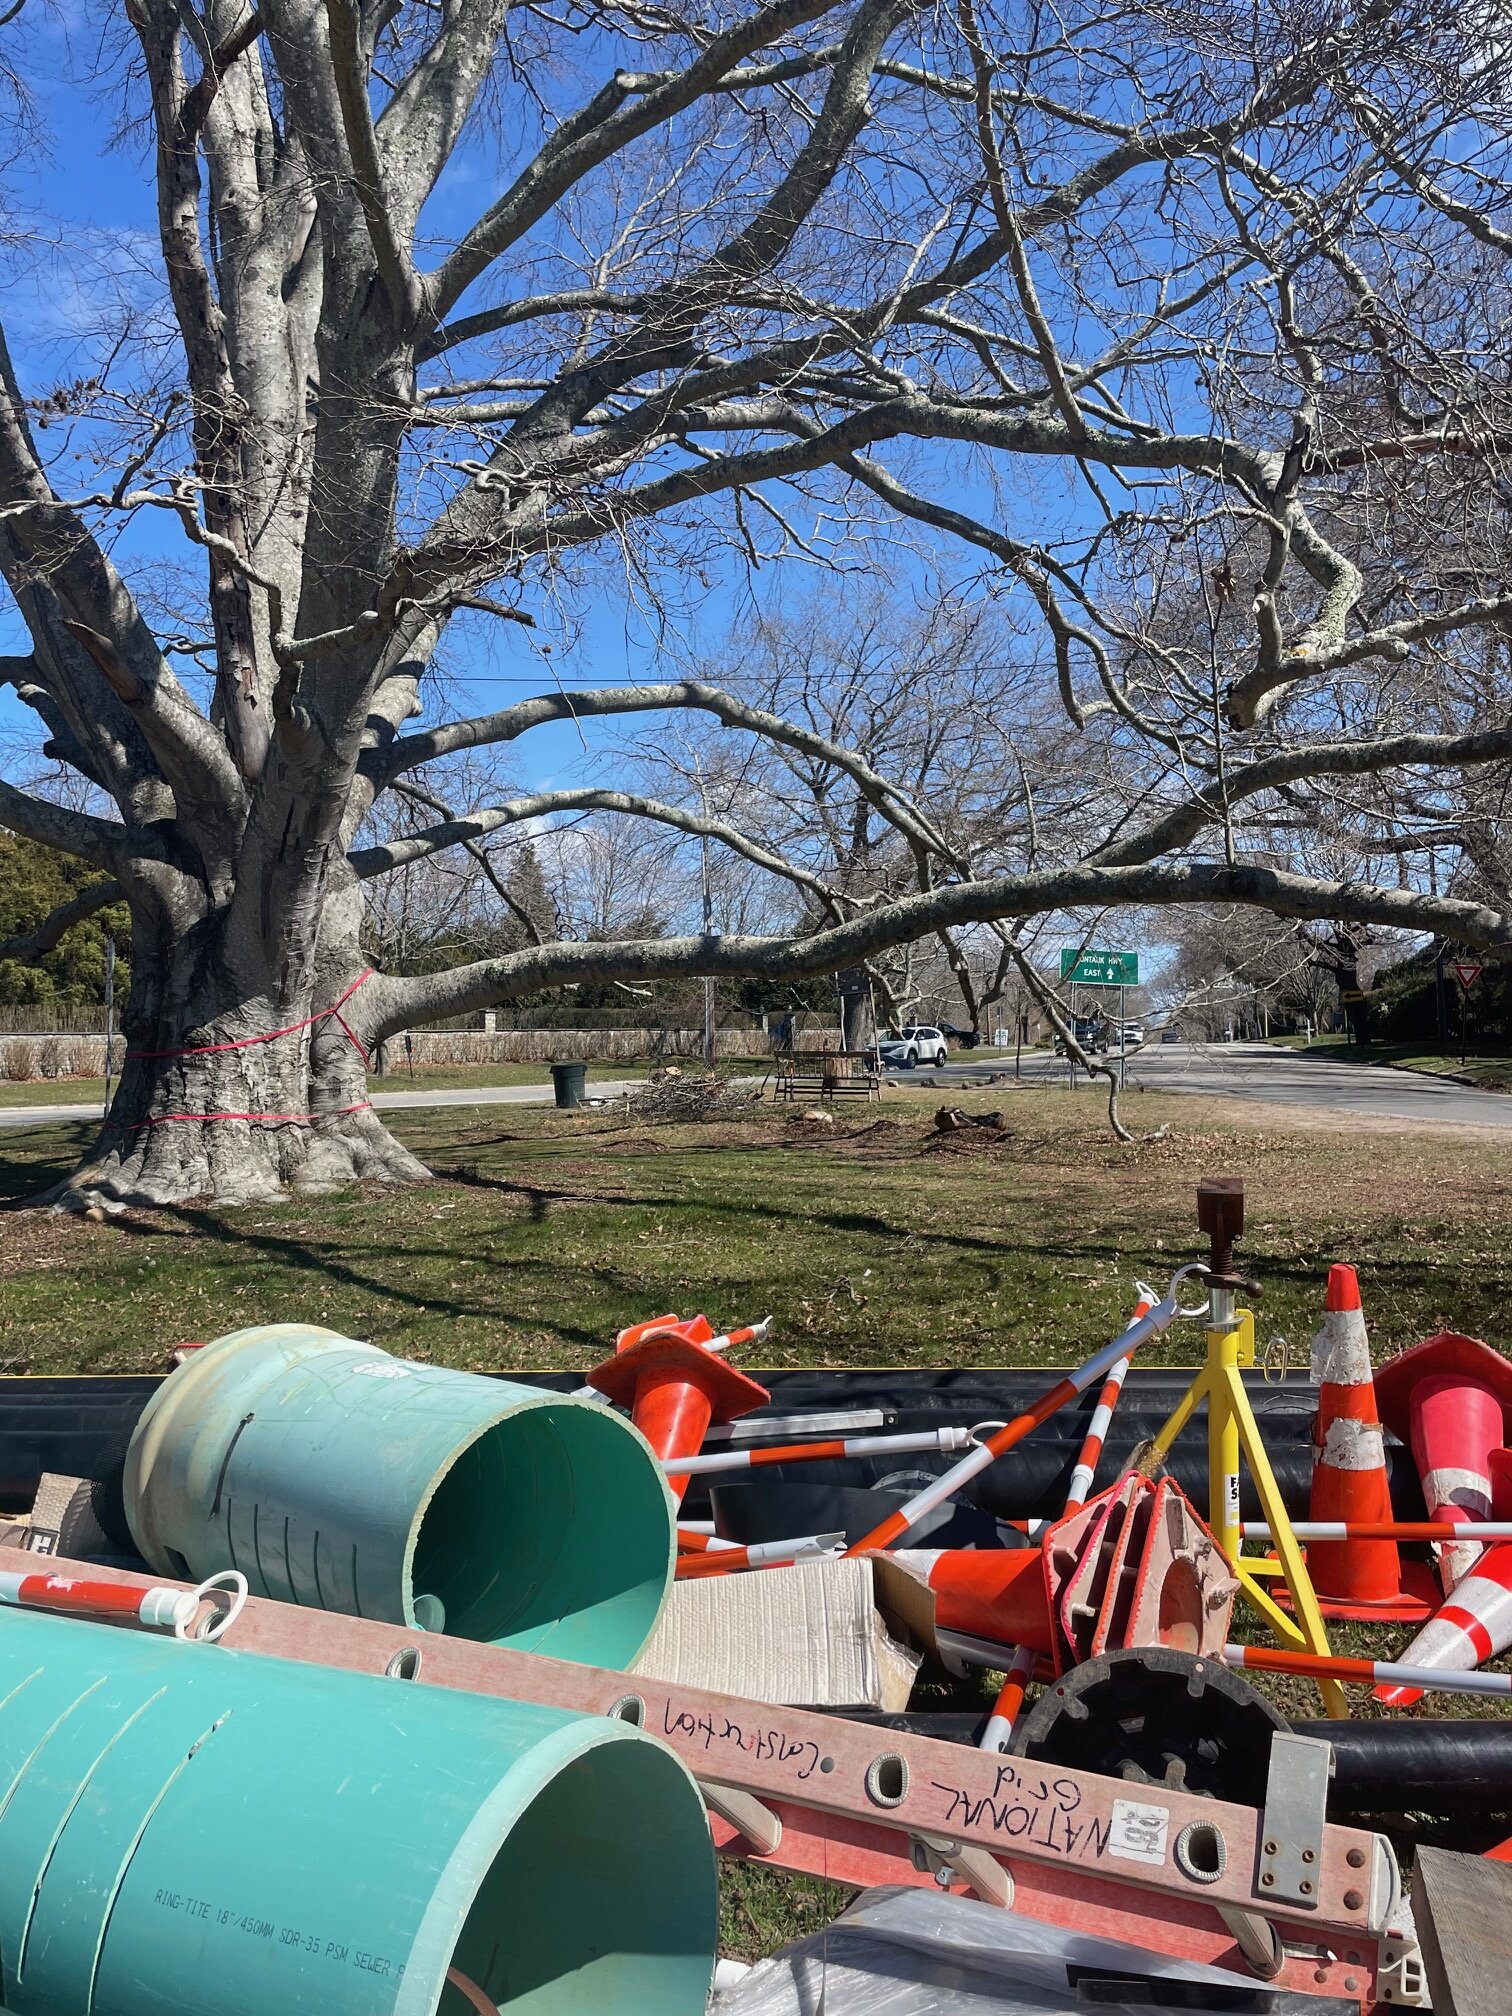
[1,17,1080,798]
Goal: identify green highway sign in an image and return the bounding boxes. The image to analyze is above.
[1059,947,1140,987]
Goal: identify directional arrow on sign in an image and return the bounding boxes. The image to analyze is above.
[1451,961,1483,991]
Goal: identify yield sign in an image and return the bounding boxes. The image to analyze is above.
[1451,961,1483,991]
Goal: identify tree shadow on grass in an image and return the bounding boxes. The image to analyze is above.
[442,1159,1022,1258]
[0,1124,96,1206]
[52,1202,637,1370]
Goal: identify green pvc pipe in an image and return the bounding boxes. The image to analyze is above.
[0,1608,716,2015]
[124,1325,674,1668]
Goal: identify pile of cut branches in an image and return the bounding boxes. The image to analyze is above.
[625,1068,764,1123]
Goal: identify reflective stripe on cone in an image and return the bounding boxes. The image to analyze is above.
[1306,1264,1405,1610]
[1375,1333,1512,1596]
[1375,1541,1512,1707]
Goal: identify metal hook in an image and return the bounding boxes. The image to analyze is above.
[1165,1261,1214,1320]
[1261,1333,1291,1385]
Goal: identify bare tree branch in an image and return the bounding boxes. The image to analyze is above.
[0,777,126,867]
[363,859,1512,1042]
[350,784,846,906]
[323,0,422,326]
[0,877,122,960]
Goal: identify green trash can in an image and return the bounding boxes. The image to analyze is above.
[550,1060,588,1108]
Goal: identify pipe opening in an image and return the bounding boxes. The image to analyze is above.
[413,1594,447,1633]
[437,1736,716,2013]
[386,1646,423,1681]
[409,1403,672,1662]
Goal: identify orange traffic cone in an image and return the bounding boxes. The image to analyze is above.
[1376,1333,1512,1594]
[1305,1265,1435,1620]
[1375,1540,1512,1707]
[890,1548,1056,1654]
[586,1315,769,1504]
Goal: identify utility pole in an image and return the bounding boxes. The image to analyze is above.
[102,934,116,1117]
[700,828,716,1074]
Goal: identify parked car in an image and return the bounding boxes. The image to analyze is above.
[938,1023,980,1049]
[872,1024,950,1069]
[1053,1017,1104,1056]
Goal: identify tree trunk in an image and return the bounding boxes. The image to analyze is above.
[51,897,428,1209]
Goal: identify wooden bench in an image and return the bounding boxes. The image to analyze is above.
[772,1053,881,1103]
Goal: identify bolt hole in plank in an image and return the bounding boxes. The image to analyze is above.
[865,1753,909,1808]
[1174,1819,1227,1884]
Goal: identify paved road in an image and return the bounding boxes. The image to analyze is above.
[0,1079,646,1131]
[3,1045,1509,1132]
[900,1040,1512,1130]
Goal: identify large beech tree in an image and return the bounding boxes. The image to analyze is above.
[1,0,1511,1203]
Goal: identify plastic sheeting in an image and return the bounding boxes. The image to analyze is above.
[709,1887,1350,2014]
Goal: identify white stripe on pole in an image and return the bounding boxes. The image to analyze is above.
[1223,1645,1512,1700]
[665,1426,976,1477]
[1064,1364,1129,1506]
[1241,1522,1512,1542]
[868,1295,1181,1544]
[978,1643,1037,1752]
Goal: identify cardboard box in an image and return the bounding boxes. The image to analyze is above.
[633,1555,922,1711]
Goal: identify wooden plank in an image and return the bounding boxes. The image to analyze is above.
[1414,1845,1512,2015]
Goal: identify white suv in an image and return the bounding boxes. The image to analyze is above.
[875,1025,949,1069]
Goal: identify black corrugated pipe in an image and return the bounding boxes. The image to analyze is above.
[1298,1721,1512,1816]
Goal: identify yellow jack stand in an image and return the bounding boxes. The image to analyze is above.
[1151,1180,1348,1717]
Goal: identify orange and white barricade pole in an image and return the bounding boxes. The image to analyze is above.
[1225,1638,1512,1702]
[0,1566,245,1638]
[843,1267,1205,1558]
[1244,1520,1512,1543]
[666,1425,975,1478]
[674,1533,845,1579]
[978,1286,1155,1752]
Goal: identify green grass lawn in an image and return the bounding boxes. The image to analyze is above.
[4,1082,1510,1378]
